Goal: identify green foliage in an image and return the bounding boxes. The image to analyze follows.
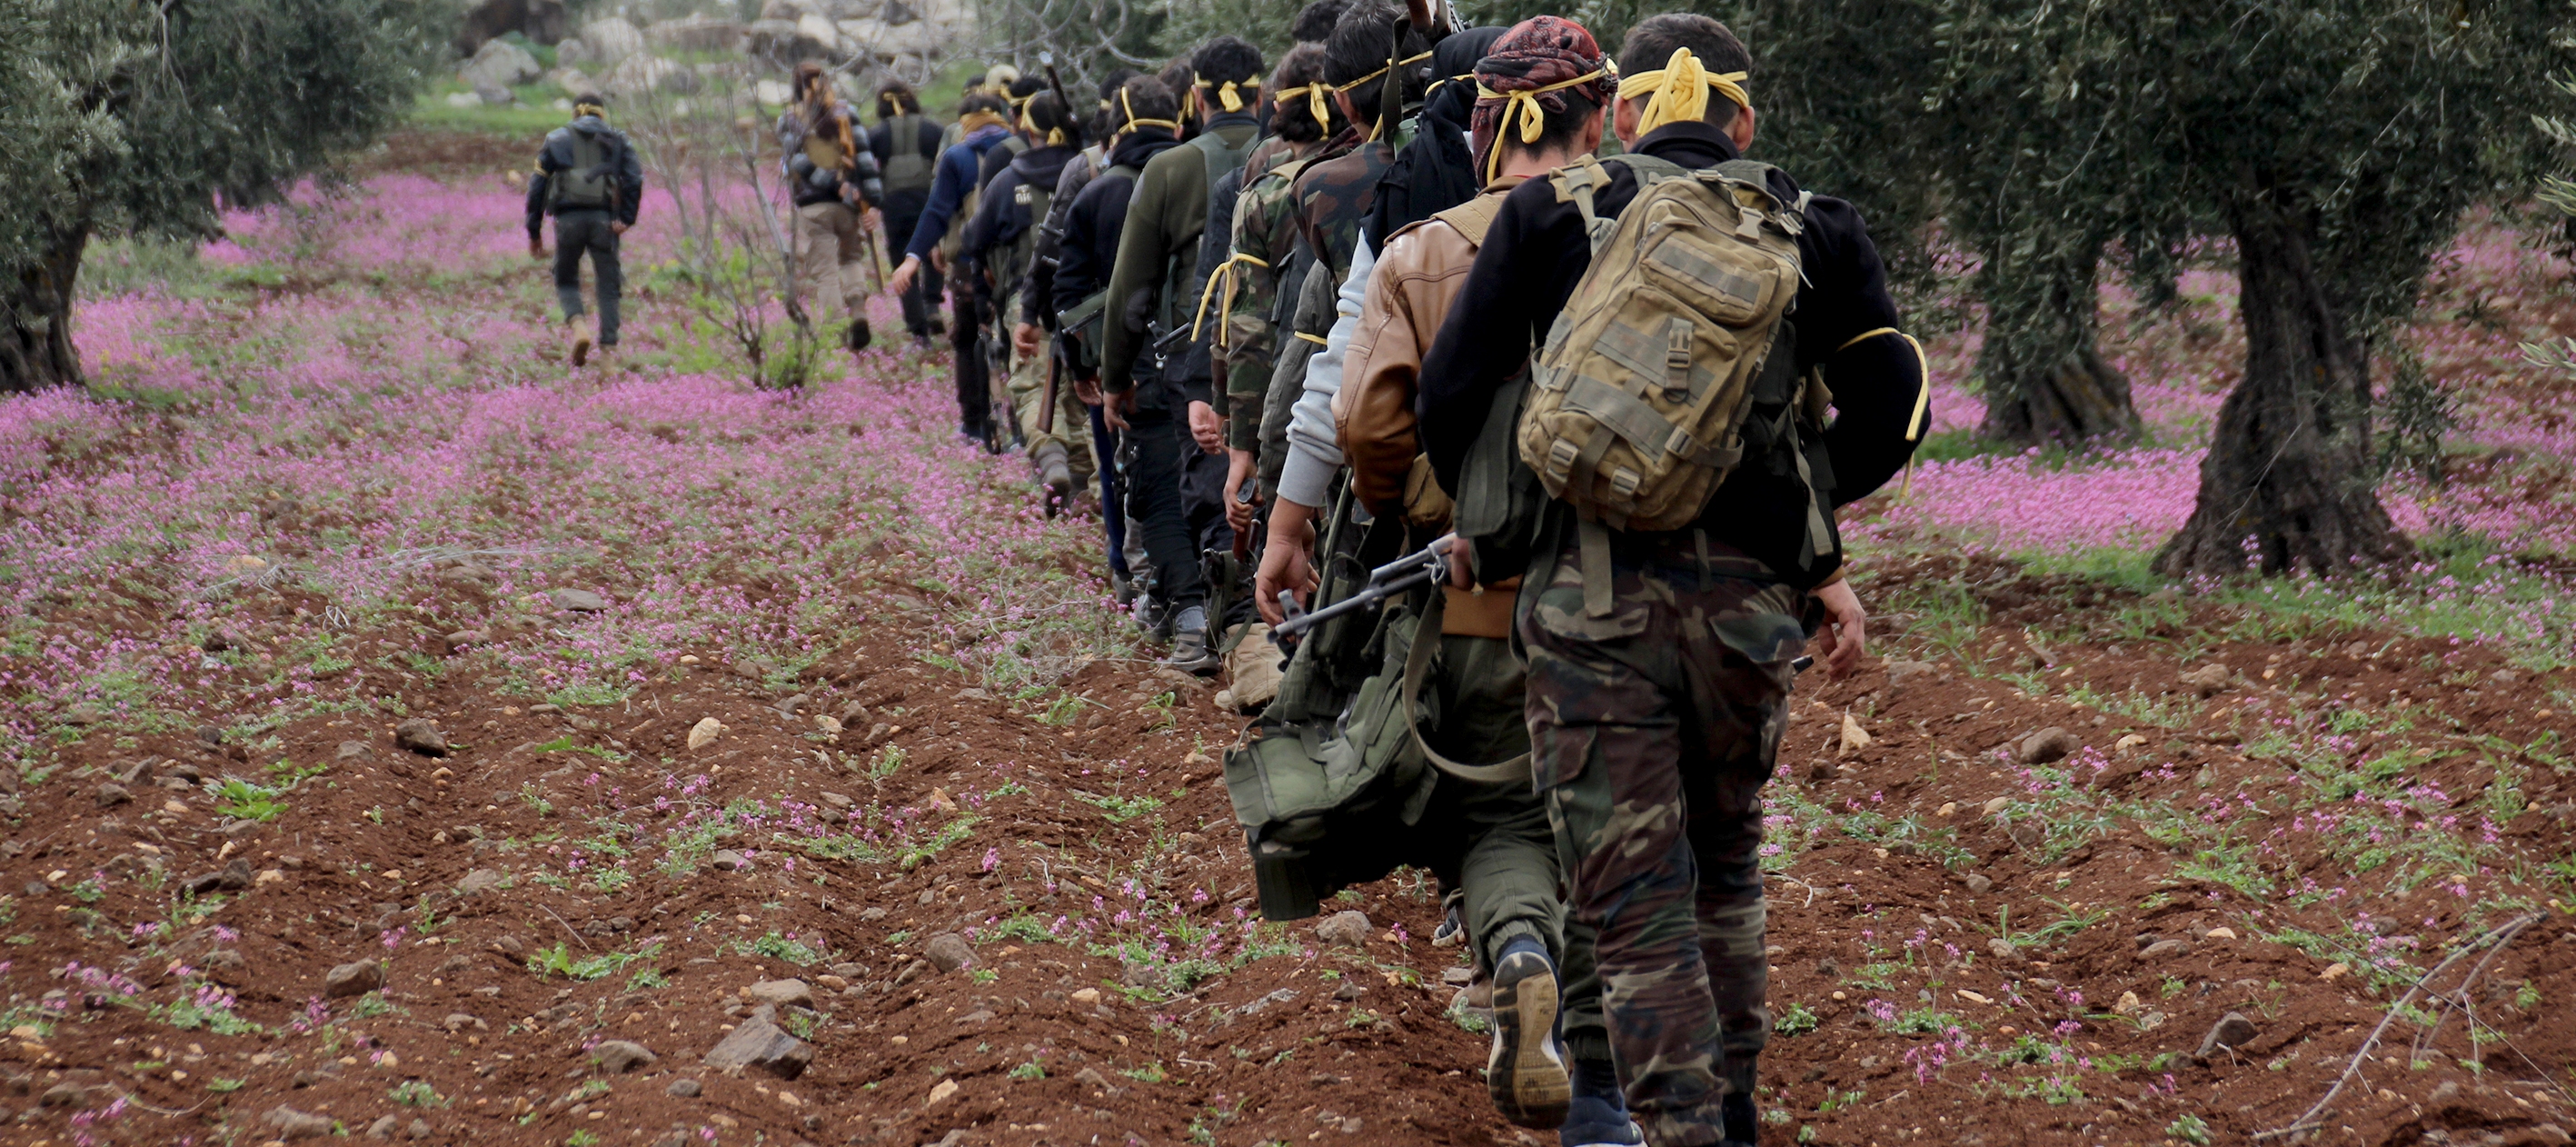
[729,930,828,966]
[388,1080,447,1107]
[211,777,287,822]
[526,942,661,981]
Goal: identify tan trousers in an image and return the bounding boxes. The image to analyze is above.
[793,202,868,323]
[1005,289,1096,487]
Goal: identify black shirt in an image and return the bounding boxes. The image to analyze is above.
[1051,129,1181,320]
[1417,121,1925,583]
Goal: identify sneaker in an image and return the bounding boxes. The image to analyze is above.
[1111,571,1138,608]
[1165,606,1220,675]
[1488,940,1572,1129]
[1131,593,1171,643]
[1557,1096,1645,1147]
[1431,903,1467,948]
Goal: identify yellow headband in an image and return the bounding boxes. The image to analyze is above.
[1017,105,1067,146]
[1273,83,1331,127]
[958,109,1010,134]
[1196,73,1261,114]
[1475,70,1604,184]
[1615,48,1747,137]
[1115,87,1179,137]
[572,101,605,117]
[1335,49,1434,94]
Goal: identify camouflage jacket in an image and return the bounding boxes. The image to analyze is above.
[1290,135,1395,284]
[1218,139,1328,451]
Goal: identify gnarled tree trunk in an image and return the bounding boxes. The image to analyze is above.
[1,225,89,394]
[2152,202,2405,577]
[1977,244,2138,444]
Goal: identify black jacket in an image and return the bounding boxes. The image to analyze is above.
[524,115,645,237]
[1417,122,1925,584]
[961,144,1077,271]
[1050,128,1181,320]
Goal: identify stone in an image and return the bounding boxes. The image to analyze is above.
[264,1106,335,1139]
[2181,664,2232,698]
[748,979,814,1007]
[1069,987,1101,1006]
[2523,1123,2571,1146]
[2194,1012,2259,1058]
[409,1120,432,1141]
[687,717,725,750]
[368,1113,401,1139]
[443,1012,487,1032]
[2321,962,2351,982]
[61,703,107,726]
[440,630,488,655]
[554,37,592,68]
[323,959,385,999]
[1986,938,2017,960]
[923,933,973,972]
[666,1077,701,1097]
[1223,624,1287,711]
[1314,910,1372,947]
[711,849,748,872]
[39,1082,89,1106]
[2140,938,2193,961]
[1964,873,1994,895]
[1884,659,1938,699]
[2111,990,2142,1015]
[335,740,371,762]
[459,37,542,90]
[94,783,132,807]
[2204,926,2237,940]
[456,869,507,896]
[926,1079,960,1106]
[643,14,741,50]
[393,719,449,757]
[1838,713,1873,757]
[182,859,254,895]
[473,81,513,105]
[2014,727,2080,765]
[579,15,643,65]
[605,51,691,97]
[703,1012,811,1080]
[457,0,568,54]
[592,1039,658,1073]
[549,588,610,613]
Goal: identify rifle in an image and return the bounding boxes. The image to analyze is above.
[1039,52,1084,149]
[1038,333,1062,438]
[1273,534,1453,644]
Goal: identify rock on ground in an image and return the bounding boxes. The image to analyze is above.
[323,959,384,999]
[923,933,973,972]
[264,1106,334,1139]
[592,1039,658,1073]
[1315,910,1372,947]
[459,38,542,90]
[393,719,449,757]
[2014,726,2079,765]
[2196,1012,2259,1058]
[703,1008,811,1079]
[579,16,642,65]
[746,979,814,1008]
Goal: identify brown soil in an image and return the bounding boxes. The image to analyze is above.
[7,548,2570,1147]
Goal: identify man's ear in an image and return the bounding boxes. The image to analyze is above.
[1612,95,1643,146]
[1334,89,1360,127]
[1578,107,1606,156]
[1729,105,1756,151]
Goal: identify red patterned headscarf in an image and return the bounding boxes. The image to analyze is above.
[1470,16,1613,185]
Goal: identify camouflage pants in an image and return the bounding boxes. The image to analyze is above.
[1518,532,1805,1147]
[1416,633,1608,1063]
[1003,291,1096,488]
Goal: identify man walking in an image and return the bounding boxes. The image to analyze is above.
[779,63,887,360]
[526,96,644,367]
[870,80,946,351]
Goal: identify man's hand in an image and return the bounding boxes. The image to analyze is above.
[610,221,629,235]
[1101,387,1135,433]
[1187,401,1223,454]
[1223,448,1258,535]
[1072,374,1104,408]
[930,247,949,274]
[1013,322,1043,361]
[1447,539,1473,589]
[529,239,545,260]
[1255,500,1319,626]
[1812,578,1867,681]
[888,254,921,298]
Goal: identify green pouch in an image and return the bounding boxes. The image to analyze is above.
[1455,367,1548,578]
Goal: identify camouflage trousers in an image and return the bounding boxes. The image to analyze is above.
[1415,633,1608,1064]
[1518,531,1806,1147]
[1002,292,1096,488]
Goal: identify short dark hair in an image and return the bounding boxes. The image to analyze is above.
[1006,75,1045,102]
[1193,35,1265,91]
[1115,75,1180,130]
[874,79,919,119]
[1292,0,1348,44]
[1325,1,1430,129]
[1268,43,1337,144]
[1617,15,1753,125]
[959,91,1010,118]
[1021,91,1077,143]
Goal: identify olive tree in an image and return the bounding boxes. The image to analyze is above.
[0,0,444,393]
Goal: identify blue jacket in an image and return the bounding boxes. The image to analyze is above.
[901,125,1012,262]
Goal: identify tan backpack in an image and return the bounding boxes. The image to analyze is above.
[1519,154,1824,539]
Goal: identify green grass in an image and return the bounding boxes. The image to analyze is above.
[209,777,288,822]
[525,942,661,982]
[411,79,579,136]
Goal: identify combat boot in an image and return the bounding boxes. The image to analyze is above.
[1033,443,1074,515]
[1487,936,1572,1129]
[1164,605,1220,675]
[1557,1058,1643,1147]
[845,318,873,354]
[567,317,592,368]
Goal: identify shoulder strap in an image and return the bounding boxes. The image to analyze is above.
[1400,591,1533,785]
[1427,191,1508,250]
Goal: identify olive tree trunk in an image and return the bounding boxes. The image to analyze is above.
[2152,203,2406,577]
[1977,244,2138,444]
[0,225,88,394]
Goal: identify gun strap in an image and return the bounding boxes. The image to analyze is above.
[1401,591,1534,786]
[1577,517,1615,619]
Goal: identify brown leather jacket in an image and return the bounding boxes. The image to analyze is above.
[1333,175,1526,518]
